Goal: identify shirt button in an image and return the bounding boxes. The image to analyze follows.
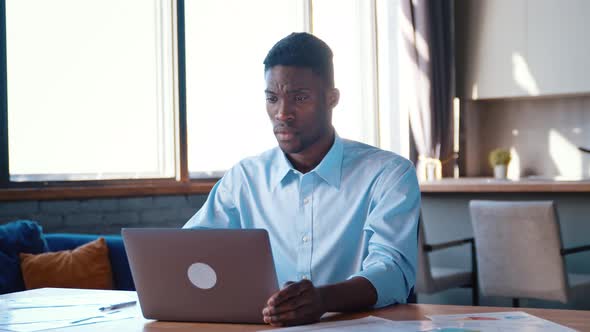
[302,235,309,243]
[303,197,310,205]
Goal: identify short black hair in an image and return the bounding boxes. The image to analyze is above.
[263,32,334,87]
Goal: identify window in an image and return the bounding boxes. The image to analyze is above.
[312,0,379,146]
[185,0,409,178]
[0,0,409,191]
[5,0,175,181]
[184,0,307,178]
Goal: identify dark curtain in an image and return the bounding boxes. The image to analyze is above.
[402,0,455,179]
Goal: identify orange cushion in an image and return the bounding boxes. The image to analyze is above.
[20,237,114,290]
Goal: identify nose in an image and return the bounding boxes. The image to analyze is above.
[275,100,294,122]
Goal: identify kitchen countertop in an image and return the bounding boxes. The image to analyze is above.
[420,177,590,193]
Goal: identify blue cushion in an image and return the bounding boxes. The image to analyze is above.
[0,251,24,294]
[0,220,48,256]
[0,220,48,294]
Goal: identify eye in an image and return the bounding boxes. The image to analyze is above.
[295,94,309,102]
[266,95,278,103]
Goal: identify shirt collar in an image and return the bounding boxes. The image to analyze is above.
[270,149,294,192]
[271,134,343,192]
[313,134,343,189]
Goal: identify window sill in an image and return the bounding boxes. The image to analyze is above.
[0,180,217,201]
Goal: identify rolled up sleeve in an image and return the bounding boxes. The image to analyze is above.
[349,161,420,308]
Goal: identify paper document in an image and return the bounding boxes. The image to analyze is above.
[0,293,138,332]
[399,320,576,332]
[0,311,134,332]
[427,311,547,322]
[0,293,137,310]
[0,306,117,325]
[426,311,576,332]
[262,312,576,332]
[261,316,398,332]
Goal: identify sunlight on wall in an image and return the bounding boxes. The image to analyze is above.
[471,84,478,100]
[549,129,583,178]
[453,98,460,153]
[507,147,520,180]
[512,53,539,96]
[452,98,460,178]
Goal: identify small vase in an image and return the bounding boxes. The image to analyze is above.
[494,164,508,179]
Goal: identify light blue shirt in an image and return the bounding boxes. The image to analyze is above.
[183,135,420,307]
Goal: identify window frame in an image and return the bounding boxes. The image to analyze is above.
[0,0,218,201]
[1,0,9,186]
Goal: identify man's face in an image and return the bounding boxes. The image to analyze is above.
[265,65,337,155]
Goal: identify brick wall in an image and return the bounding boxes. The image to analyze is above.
[0,194,208,235]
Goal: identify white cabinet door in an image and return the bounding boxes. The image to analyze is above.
[457,0,527,99]
[526,0,590,96]
[457,0,590,99]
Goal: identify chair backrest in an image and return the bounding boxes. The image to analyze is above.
[469,200,569,303]
[415,215,435,293]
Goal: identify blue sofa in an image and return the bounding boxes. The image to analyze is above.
[0,220,134,294]
[44,234,135,291]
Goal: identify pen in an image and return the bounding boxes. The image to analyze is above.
[98,300,137,311]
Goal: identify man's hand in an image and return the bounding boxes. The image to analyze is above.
[262,280,326,327]
[262,277,378,327]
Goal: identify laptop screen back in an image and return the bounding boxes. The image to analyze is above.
[122,228,279,323]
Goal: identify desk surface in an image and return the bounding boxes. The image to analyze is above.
[419,177,590,193]
[3,288,590,332]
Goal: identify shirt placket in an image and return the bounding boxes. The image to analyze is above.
[297,173,314,281]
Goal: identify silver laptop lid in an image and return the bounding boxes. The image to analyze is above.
[122,228,279,323]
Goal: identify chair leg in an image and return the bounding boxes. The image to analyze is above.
[512,298,520,307]
[472,284,479,306]
[471,241,479,306]
[407,287,417,304]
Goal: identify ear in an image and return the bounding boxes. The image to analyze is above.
[326,88,340,109]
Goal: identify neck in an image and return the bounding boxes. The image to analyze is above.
[287,129,335,174]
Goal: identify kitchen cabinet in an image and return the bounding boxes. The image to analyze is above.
[526,0,590,96]
[456,0,590,99]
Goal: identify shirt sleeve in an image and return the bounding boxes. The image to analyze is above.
[349,160,420,308]
[182,169,241,230]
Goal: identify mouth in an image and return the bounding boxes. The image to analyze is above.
[276,131,296,141]
[274,127,297,141]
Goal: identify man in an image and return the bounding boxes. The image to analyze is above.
[184,32,420,327]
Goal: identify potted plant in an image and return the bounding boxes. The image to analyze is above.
[489,148,511,179]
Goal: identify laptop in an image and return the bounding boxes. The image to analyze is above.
[122,228,279,323]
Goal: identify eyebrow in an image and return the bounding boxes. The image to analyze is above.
[264,89,311,94]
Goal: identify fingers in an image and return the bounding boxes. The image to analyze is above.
[262,291,314,316]
[262,280,322,327]
[267,279,313,307]
[263,305,315,326]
